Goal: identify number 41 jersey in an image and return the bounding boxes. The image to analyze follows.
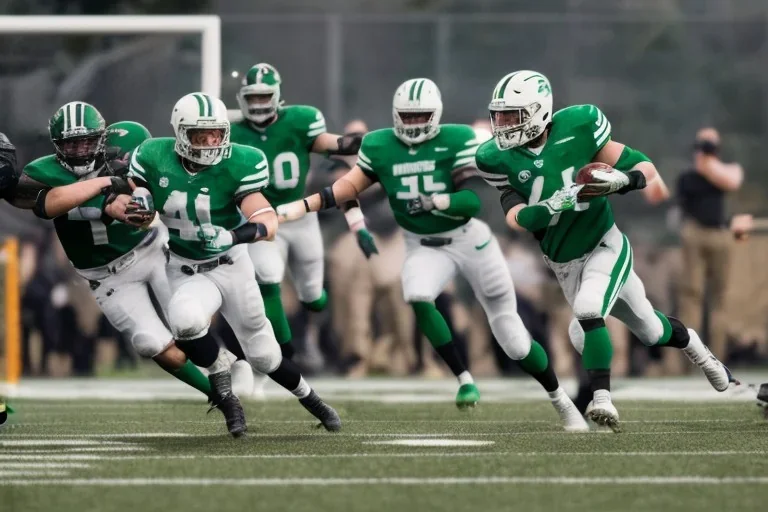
[357,124,479,235]
[129,138,269,261]
[476,104,616,263]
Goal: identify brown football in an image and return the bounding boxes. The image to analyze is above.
[575,162,614,198]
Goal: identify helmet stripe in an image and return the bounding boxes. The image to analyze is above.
[408,80,418,101]
[496,72,518,99]
[193,94,206,117]
[415,79,426,101]
[75,102,83,129]
[203,94,213,117]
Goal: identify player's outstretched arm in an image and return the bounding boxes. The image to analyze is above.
[311,132,364,156]
[277,165,373,222]
[238,192,278,242]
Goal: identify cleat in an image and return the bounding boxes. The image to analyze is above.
[299,390,341,431]
[456,383,480,409]
[550,389,589,432]
[208,371,248,438]
[683,329,730,392]
[586,390,621,433]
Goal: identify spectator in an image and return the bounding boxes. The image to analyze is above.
[677,127,744,360]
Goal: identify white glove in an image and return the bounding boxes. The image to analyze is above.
[540,184,583,214]
[276,201,307,223]
[590,169,630,194]
[200,226,233,253]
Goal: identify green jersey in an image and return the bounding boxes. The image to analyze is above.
[229,105,325,207]
[476,104,614,263]
[128,138,269,260]
[23,156,146,270]
[356,125,479,235]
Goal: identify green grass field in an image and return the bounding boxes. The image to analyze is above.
[1,382,767,512]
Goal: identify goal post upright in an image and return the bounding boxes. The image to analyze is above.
[0,15,222,97]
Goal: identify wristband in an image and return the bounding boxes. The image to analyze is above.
[344,206,366,231]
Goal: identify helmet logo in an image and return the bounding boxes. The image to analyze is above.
[518,170,531,183]
[537,78,551,96]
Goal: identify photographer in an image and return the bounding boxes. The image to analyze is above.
[677,127,744,361]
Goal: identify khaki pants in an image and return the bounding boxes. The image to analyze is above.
[678,220,733,360]
[329,230,414,373]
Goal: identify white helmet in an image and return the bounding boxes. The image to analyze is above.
[392,78,443,145]
[236,63,281,124]
[489,70,553,150]
[170,92,230,166]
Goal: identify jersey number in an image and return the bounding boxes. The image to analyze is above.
[162,191,216,240]
[273,152,300,190]
[528,167,589,226]
[68,208,109,246]
[395,175,446,200]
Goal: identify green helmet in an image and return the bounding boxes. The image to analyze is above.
[236,63,282,124]
[106,121,152,155]
[48,101,106,176]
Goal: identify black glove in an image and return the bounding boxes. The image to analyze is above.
[102,176,132,206]
[617,170,646,195]
[105,146,130,176]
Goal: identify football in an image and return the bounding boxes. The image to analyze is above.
[575,162,614,198]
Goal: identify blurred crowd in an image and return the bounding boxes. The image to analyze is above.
[4,119,768,380]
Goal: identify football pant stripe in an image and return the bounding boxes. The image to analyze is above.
[601,234,631,316]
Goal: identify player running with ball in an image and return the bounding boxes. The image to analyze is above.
[278,78,587,431]
[475,70,732,431]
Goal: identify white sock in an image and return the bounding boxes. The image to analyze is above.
[206,349,236,374]
[291,377,311,399]
[458,371,474,386]
[547,386,564,400]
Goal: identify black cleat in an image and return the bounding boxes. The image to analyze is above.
[299,390,341,431]
[208,371,247,438]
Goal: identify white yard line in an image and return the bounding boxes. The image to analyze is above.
[0,433,193,438]
[1,463,91,469]
[1,451,764,461]
[0,440,129,446]
[0,471,70,477]
[2,476,768,486]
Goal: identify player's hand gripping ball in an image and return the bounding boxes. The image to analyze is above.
[575,162,628,199]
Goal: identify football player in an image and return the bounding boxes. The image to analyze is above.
[277,78,587,430]
[17,107,228,419]
[475,70,732,431]
[231,63,372,358]
[113,92,341,436]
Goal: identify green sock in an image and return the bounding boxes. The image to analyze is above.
[411,301,452,347]
[259,283,292,344]
[164,360,211,397]
[302,289,328,312]
[653,311,674,345]
[582,326,613,370]
[519,340,549,374]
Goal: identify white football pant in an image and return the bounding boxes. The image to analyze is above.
[401,218,533,360]
[76,226,173,358]
[248,212,324,303]
[166,245,282,374]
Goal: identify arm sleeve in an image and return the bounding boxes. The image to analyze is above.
[499,186,527,215]
[10,173,50,212]
[516,204,555,232]
[304,108,327,149]
[613,145,651,172]
[232,149,271,205]
[588,105,612,154]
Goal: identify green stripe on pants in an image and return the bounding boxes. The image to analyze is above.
[601,235,631,316]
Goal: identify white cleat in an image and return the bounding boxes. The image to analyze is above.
[230,359,255,400]
[585,390,621,433]
[550,388,589,432]
[682,329,731,392]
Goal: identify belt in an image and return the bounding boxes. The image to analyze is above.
[420,236,452,247]
[181,255,234,276]
[84,229,160,286]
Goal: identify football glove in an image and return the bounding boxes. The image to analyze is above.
[589,169,630,195]
[406,193,436,215]
[276,201,308,223]
[356,228,379,259]
[540,184,583,214]
[199,226,234,253]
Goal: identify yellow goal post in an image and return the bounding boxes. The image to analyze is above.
[0,238,20,391]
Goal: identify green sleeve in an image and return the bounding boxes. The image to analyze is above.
[128,141,153,187]
[231,147,270,199]
[440,189,480,218]
[586,105,612,154]
[516,204,555,232]
[302,106,327,150]
[451,125,480,170]
[356,135,378,182]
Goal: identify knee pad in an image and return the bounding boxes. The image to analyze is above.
[478,263,513,300]
[244,335,282,374]
[168,296,210,340]
[573,299,603,322]
[490,313,531,360]
[568,317,585,355]
[131,332,169,358]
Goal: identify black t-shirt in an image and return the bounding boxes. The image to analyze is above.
[676,170,727,228]
[0,132,18,200]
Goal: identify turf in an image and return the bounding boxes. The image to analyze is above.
[1,398,767,512]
